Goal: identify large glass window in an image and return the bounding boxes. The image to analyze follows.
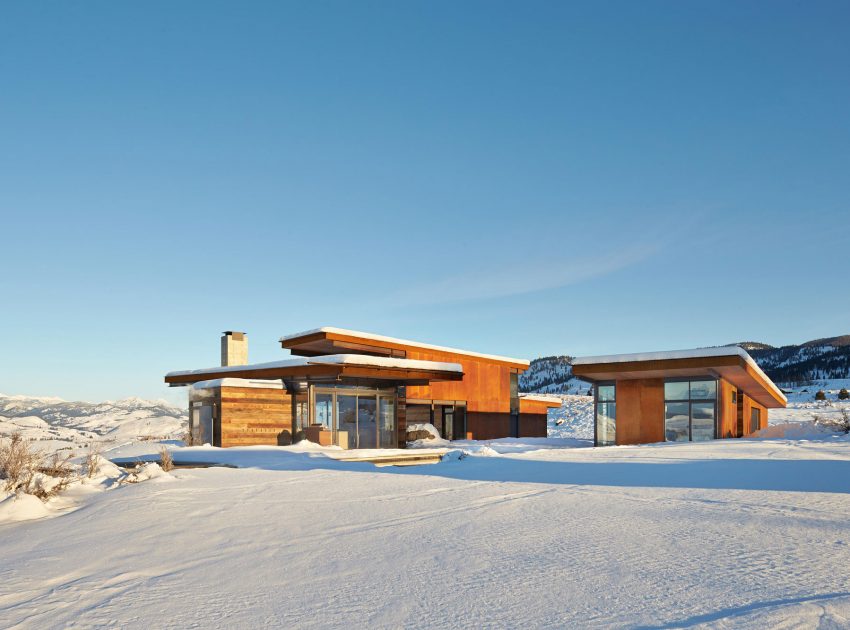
[595,384,616,446]
[311,386,397,449]
[691,402,716,441]
[337,395,357,449]
[379,397,396,448]
[357,396,377,449]
[315,393,333,430]
[664,379,717,442]
[664,402,690,442]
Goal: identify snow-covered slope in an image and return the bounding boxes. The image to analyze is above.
[0,394,186,451]
[518,355,589,394]
[3,436,850,628]
[746,336,850,383]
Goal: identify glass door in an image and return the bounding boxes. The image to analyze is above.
[312,387,397,449]
[378,396,396,448]
[357,396,377,449]
[337,395,357,450]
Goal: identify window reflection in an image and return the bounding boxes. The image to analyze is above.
[664,379,717,443]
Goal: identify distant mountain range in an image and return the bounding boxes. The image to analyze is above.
[0,394,186,448]
[519,335,850,393]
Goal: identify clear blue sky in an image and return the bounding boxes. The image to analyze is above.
[2,1,848,403]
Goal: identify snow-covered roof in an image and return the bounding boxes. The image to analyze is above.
[573,346,787,403]
[167,354,463,380]
[192,378,285,390]
[519,393,563,405]
[280,327,530,367]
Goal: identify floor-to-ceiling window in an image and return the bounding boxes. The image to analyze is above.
[379,397,396,448]
[311,386,397,449]
[357,396,377,449]
[664,379,717,442]
[595,384,616,446]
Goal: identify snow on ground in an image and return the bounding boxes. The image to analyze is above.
[546,394,594,440]
[3,435,850,628]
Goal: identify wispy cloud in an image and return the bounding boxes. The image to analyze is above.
[391,243,658,306]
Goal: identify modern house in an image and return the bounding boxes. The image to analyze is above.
[165,328,560,448]
[571,346,787,446]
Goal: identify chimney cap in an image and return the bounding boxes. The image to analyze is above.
[222,331,246,335]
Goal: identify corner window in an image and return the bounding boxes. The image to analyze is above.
[664,379,717,442]
[595,384,616,446]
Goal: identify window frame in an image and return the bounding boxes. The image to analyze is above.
[594,381,617,447]
[663,377,718,443]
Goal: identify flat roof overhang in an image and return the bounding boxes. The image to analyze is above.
[572,354,786,409]
[165,355,464,388]
[280,327,530,370]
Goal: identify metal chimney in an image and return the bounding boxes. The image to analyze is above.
[221,331,248,366]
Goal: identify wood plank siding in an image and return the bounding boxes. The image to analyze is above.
[218,386,293,448]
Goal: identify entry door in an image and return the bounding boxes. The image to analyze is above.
[357,396,377,449]
[509,413,519,438]
[191,404,214,445]
[443,406,454,441]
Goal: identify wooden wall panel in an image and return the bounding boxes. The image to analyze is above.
[219,386,293,447]
[519,399,554,415]
[404,350,514,413]
[396,395,406,449]
[467,412,512,441]
[718,379,739,438]
[614,378,664,445]
[519,414,547,438]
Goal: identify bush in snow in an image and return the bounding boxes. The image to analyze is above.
[0,433,42,494]
[0,433,76,500]
[159,447,174,472]
[84,441,103,479]
[815,390,827,401]
[839,388,849,400]
[181,425,203,447]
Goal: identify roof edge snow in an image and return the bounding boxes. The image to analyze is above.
[167,354,463,380]
[280,327,530,367]
[572,346,787,404]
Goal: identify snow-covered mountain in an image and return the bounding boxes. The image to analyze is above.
[520,335,850,393]
[518,356,588,394]
[0,394,187,451]
[744,336,850,384]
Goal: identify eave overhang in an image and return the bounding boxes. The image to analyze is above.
[572,354,786,409]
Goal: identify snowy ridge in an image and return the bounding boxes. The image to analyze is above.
[0,394,186,451]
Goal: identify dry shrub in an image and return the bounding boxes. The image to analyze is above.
[159,447,174,472]
[814,409,850,434]
[0,433,77,500]
[0,433,42,493]
[84,441,102,478]
[38,451,75,478]
[181,426,199,447]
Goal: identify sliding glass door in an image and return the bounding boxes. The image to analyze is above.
[311,387,397,449]
[357,396,377,449]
